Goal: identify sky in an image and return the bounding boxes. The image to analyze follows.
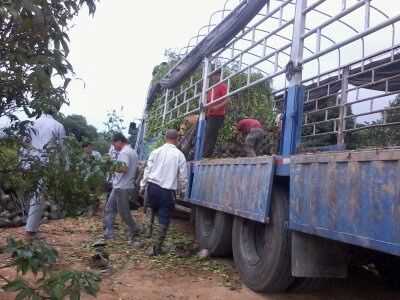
[63,0,230,131]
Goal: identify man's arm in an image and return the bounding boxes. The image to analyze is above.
[113,152,129,173]
[211,98,228,110]
[140,151,155,189]
[177,154,188,197]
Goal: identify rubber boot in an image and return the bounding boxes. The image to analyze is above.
[144,209,155,239]
[146,224,168,256]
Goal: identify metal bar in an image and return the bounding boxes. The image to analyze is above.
[364,0,371,31]
[302,15,400,65]
[194,58,210,160]
[162,89,169,125]
[302,1,365,40]
[302,45,400,85]
[212,0,293,59]
[337,67,349,145]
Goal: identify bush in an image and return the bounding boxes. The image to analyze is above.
[1,238,101,300]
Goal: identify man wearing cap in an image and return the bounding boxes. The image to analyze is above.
[140,129,188,256]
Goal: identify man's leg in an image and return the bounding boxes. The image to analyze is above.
[145,183,160,238]
[203,117,224,158]
[116,189,138,239]
[254,129,266,155]
[103,189,118,240]
[25,190,45,237]
[151,189,175,256]
[244,131,257,157]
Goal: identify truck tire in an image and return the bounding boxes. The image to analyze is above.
[195,206,232,256]
[289,278,325,292]
[375,255,400,289]
[232,185,293,293]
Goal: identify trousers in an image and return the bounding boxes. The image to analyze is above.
[203,116,224,158]
[147,182,175,226]
[244,128,265,157]
[103,188,137,239]
[25,191,45,233]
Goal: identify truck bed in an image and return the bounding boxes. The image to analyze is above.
[290,148,400,256]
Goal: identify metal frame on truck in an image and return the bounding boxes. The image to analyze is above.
[137,0,400,293]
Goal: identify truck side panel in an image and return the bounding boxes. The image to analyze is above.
[188,156,274,223]
[290,149,400,256]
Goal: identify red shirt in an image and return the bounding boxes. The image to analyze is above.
[237,119,262,134]
[206,83,228,117]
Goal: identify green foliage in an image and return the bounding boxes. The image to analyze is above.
[216,75,277,153]
[0,138,38,193]
[145,52,278,157]
[5,237,58,276]
[42,136,109,216]
[0,0,97,124]
[2,238,101,300]
[92,109,127,154]
[0,135,110,217]
[58,114,98,142]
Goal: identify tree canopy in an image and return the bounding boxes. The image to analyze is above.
[59,114,98,141]
[0,0,97,126]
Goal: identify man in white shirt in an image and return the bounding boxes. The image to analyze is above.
[140,129,188,256]
[103,133,139,243]
[25,112,66,239]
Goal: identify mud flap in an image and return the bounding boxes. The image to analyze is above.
[292,231,348,278]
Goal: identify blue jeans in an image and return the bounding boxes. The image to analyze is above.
[147,182,175,226]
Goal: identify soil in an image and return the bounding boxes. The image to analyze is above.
[0,209,399,300]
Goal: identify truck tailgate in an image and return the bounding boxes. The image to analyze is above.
[188,156,275,223]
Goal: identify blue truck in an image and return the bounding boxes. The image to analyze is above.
[136,0,400,293]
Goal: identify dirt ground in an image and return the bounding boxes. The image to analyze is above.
[0,210,399,300]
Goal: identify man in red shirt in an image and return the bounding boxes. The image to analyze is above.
[235,118,265,157]
[203,69,228,158]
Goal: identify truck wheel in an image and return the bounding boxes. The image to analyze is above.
[195,206,232,256]
[232,186,293,293]
[289,278,325,292]
[376,256,400,289]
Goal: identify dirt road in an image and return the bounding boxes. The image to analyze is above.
[0,212,399,300]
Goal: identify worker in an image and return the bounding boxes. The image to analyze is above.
[178,114,198,160]
[25,109,66,240]
[140,129,187,256]
[82,142,102,160]
[103,133,139,244]
[203,68,228,158]
[235,118,265,157]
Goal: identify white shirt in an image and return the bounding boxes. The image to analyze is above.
[141,143,187,192]
[108,145,118,160]
[91,150,102,160]
[112,145,138,189]
[28,114,66,161]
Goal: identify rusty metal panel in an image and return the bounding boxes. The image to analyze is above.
[188,156,275,223]
[290,149,400,256]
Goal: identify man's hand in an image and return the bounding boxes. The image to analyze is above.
[178,189,186,201]
[139,185,146,197]
[111,161,128,173]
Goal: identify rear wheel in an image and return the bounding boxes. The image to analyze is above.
[232,185,293,293]
[289,278,325,292]
[375,255,400,289]
[195,206,232,256]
